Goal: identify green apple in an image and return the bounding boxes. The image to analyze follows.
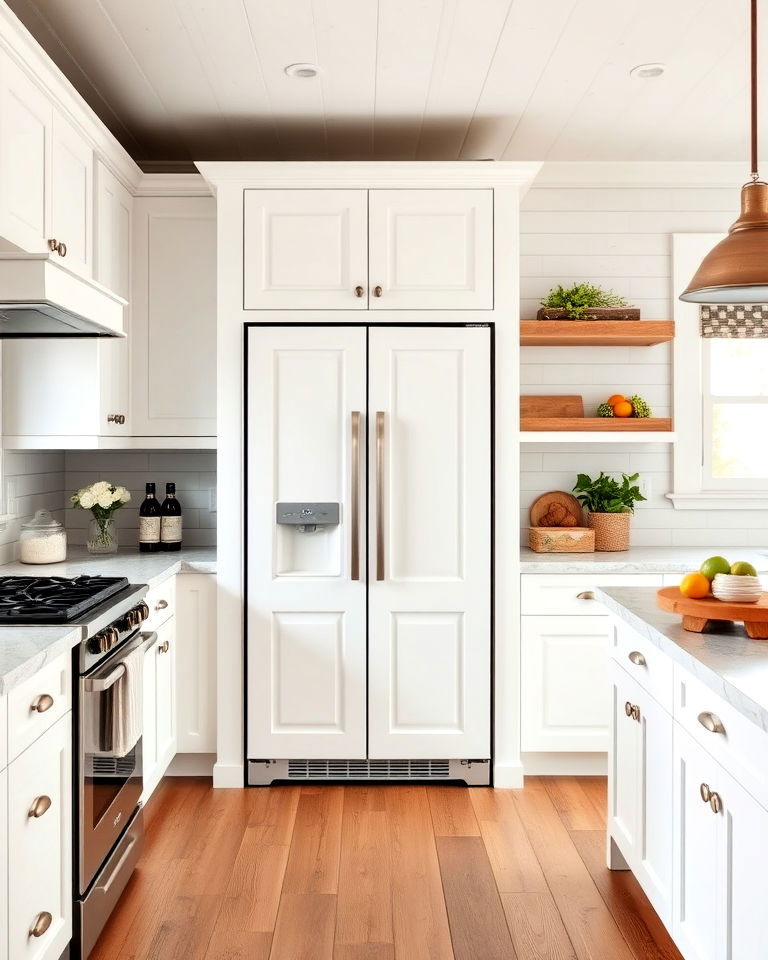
[730,561,758,577]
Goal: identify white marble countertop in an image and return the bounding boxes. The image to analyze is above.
[0,546,216,693]
[597,587,768,733]
[521,546,768,574]
[0,545,216,588]
[0,625,82,695]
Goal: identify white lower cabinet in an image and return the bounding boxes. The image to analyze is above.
[7,713,72,960]
[142,616,177,800]
[175,574,216,753]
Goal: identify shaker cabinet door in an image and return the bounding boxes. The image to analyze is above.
[368,189,493,309]
[244,189,368,309]
[50,110,93,278]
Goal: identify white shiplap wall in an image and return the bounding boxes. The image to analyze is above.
[520,165,766,547]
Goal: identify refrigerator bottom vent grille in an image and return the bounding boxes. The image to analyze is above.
[287,759,451,780]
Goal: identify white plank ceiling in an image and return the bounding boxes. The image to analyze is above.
[5,0,758,170]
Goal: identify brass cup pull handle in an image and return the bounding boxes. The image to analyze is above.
[58,241,67,257]
[354,285,365,298]
[31,694,54,714]
[29,911,52,938]
[576,591,594,600]
[624,701,633,717]
[159,640,170,654]
[373,285,383,297]
[28,795,52,819]
[155,599,168,611]
[700,782,712,803]
[631,704,640,722]
[628,650,646,667]
[709,791,722,814]
[698,711,726,734]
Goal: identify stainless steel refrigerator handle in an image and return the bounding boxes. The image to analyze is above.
[376,411,385,581]
[83,631,158,692]
[351,411,361,581]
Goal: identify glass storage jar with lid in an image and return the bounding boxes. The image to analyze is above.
[20,509,67,564]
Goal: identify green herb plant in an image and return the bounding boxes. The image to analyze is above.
[541,282,629,320]
[572,472,646,514]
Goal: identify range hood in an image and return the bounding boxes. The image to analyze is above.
[0,254,126,337]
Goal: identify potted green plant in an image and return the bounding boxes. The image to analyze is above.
[537,283,639,321]
[572,472,646,551]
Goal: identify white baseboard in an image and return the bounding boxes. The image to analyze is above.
[166,753,215,777]
[493,761,525,788]
[521,752,607,776]
[213,761,245,788]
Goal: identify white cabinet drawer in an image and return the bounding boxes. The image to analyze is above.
[521,615,612,752]
[611,620,674,713]
[521,573,662,616]
[8,654,71,763]
[144,576,176,631]
[8,713,72,960]
[674,664,768,811]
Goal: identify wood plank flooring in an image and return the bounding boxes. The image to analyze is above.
[90,777,682,960]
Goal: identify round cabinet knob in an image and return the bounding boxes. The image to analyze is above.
[373,285,383,297]
[47,238,58,252]
[30,694,54,714]
[28,795,52,819]
[354,285,365,298]
[700,782,712,803]
[628,650,646,667]
[624,701,633,717]
[57,241,67,257]
[155,599,168,611]
[29,911,52,938]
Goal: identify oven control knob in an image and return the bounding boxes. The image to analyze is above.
[137,601,149,621]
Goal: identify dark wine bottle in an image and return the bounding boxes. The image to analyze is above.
[138,482,161,553]
[160,482,182,552]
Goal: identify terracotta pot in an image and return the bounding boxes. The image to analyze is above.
[587,512,631,551]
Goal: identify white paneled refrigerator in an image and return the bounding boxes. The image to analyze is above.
[245,324,492,784]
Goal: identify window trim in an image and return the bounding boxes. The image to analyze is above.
[668,233,768,509]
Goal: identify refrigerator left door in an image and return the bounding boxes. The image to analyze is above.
[246,326,368,760]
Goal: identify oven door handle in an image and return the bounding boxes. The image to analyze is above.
[84,631,158,692]
[93,833,138,894]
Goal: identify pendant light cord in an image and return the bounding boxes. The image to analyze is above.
[752,0,759,180]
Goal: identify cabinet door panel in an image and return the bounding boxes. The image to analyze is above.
[141,640,157,803]
[246,326,367,759]
[0,53,50,253]
[50,111,93,278]
[132,197,216,436]
[368,326,490,758]
[672,727,723,960]
[176,574,216,752]
[244,190,368,309]
[368,189,493,309]
[725,766,768,960]
[609,662,641,860]
[522,615,611,751]
[8,714,72,960]
[155,618,176,770]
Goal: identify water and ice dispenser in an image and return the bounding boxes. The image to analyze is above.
[275,502,341,574]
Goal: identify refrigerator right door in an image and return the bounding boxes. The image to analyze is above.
[367,325,492,759]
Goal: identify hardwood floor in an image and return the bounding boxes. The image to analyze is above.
[90,777,682,960]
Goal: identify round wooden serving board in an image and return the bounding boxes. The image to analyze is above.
[529,491,584,528]
[656,586,768,639]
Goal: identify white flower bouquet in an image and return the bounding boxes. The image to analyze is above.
[71,481,131,553]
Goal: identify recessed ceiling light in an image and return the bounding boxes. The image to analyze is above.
[630,62,666,80]
[284,63,320,79]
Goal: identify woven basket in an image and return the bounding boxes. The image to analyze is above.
[587,512,631,551]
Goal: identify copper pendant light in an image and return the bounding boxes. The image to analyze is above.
[680,0,768,303]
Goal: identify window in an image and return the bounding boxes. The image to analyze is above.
[670,233,768,509]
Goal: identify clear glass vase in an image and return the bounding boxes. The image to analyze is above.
[87,515,118,554]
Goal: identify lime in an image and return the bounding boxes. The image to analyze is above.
[700,556,731,581]
[730,561,758,577]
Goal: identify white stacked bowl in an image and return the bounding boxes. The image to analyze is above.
[712,573,763,603]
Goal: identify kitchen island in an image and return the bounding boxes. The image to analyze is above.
[598,586,768,960]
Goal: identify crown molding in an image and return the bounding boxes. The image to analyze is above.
[533,161,759,189]
[134,173,212,198]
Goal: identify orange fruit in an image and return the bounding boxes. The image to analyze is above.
[608,394,626,406]
[613,400,633,417]
[679,572,711,599]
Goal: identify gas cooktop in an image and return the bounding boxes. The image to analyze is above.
[0,574,130,623]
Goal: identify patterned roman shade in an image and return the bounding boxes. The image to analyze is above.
[700,304,768,337]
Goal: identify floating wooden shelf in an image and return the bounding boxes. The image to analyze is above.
[521,417,673,433]
[520,320,674,347]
